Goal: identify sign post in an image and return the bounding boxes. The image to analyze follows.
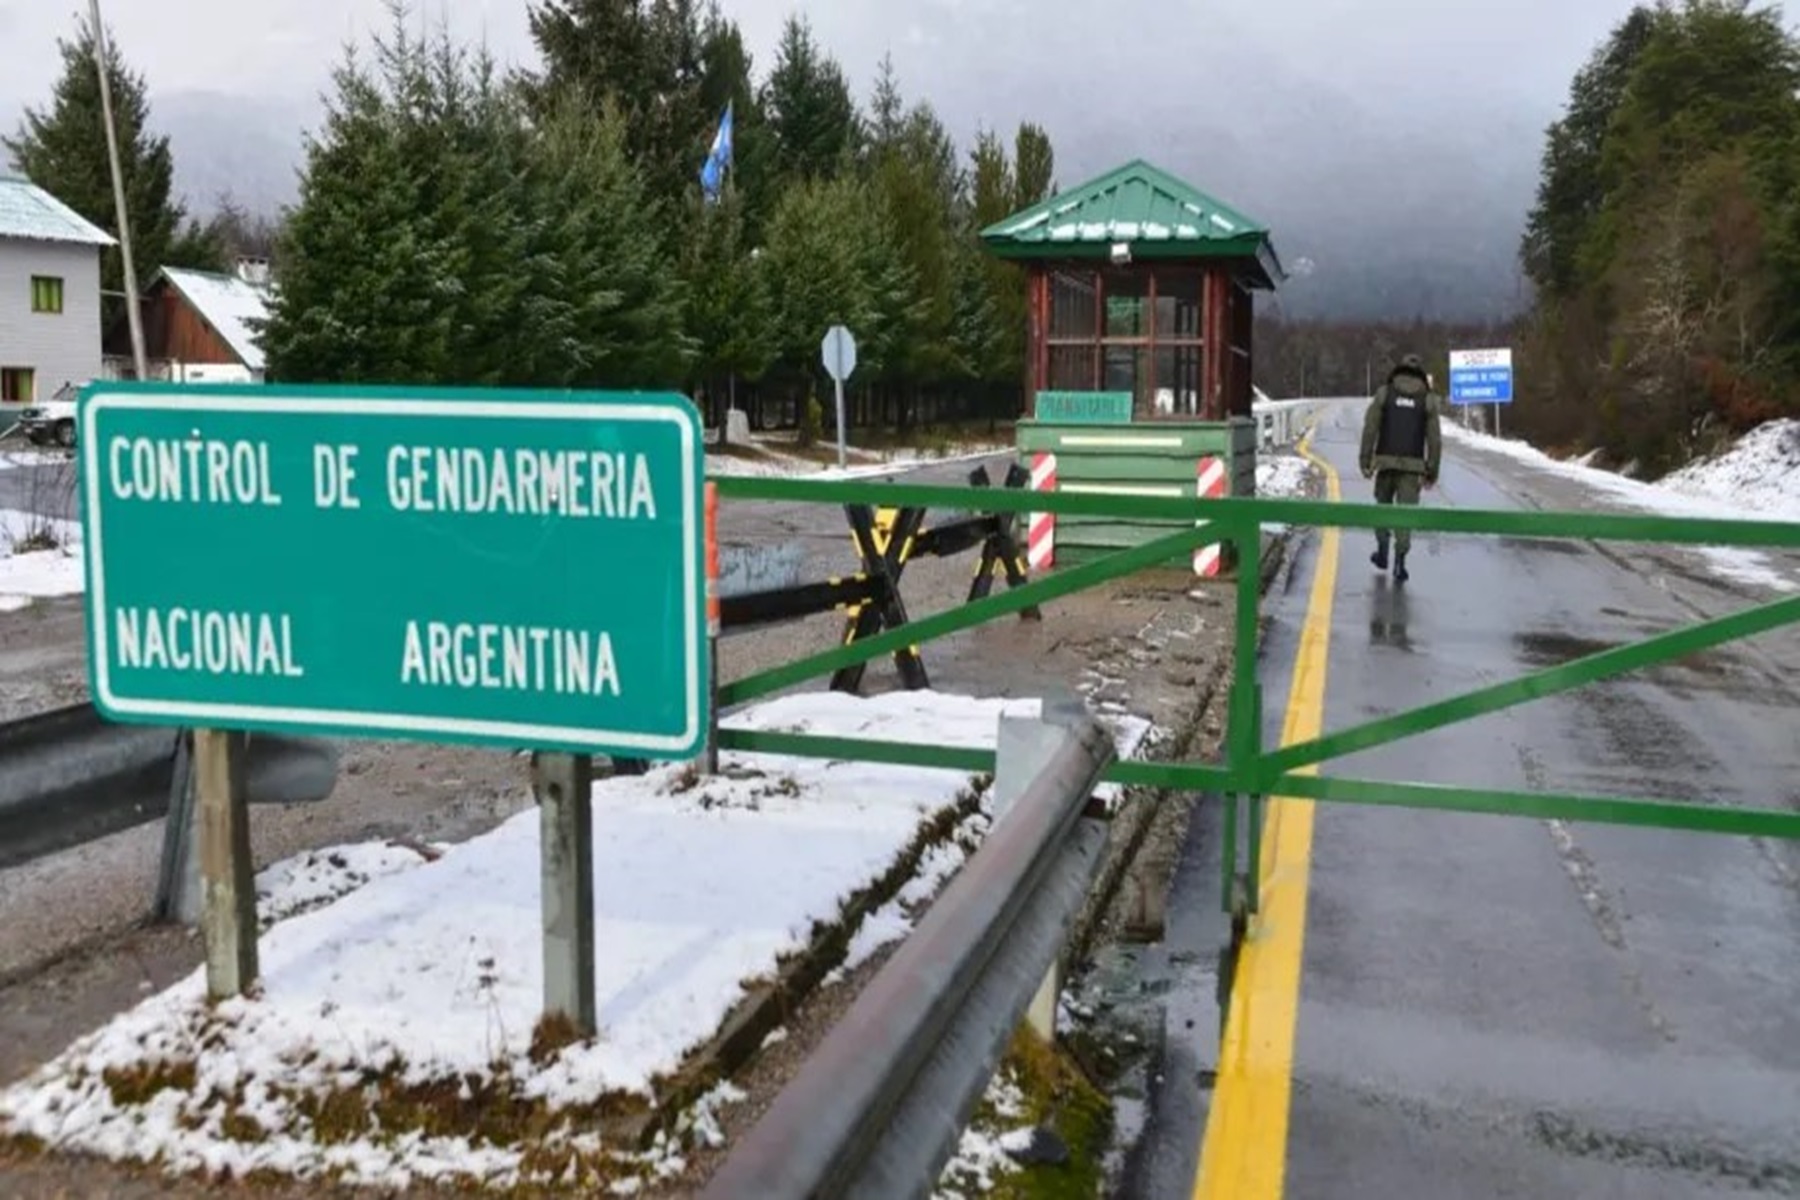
[1447,348,1514,436]
[197,728,257,998]
[821,325,857,469]
[79,382,707,1020]
[534,750,595,1032]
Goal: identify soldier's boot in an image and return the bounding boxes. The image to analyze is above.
[1371,539,1389,571]
[1394,550,1410,583]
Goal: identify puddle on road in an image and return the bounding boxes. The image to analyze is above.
[1514,629,1735,685]
[1497,536,1591,557]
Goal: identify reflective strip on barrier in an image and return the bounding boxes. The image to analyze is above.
[1028,453,1056,570]
[1194,455,1227,577]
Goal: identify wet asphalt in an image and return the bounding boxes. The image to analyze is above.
[1124,404,1800,1198]
[1284,407,1800,1199]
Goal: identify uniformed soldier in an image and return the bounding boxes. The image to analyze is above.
[1359,353,1442,583]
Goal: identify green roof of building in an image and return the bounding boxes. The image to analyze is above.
[979,158,1283,287]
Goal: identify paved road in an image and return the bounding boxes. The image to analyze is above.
[1145,404,1800,1198]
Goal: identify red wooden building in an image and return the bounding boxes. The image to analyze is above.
[103,262,272,382]
[980,159,1281,422]
[982,160,1284,572]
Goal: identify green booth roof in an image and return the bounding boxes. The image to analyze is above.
[979,158,1284,288]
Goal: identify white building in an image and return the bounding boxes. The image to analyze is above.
[0,175,114,407]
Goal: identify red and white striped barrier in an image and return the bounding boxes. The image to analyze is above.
[1193,455,1227,577]
[1028,452,1057,570]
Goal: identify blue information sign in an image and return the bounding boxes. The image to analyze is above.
[1448,348,1513,405]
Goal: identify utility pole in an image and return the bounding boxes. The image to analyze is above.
[89,0,147,380]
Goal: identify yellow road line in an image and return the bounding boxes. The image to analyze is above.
[1191,427,1341,1200]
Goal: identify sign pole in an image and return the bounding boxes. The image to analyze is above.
[197,728,258,999]
[703,482,721,777]
[821,325,857,471]
[534,751,596,1035]
[833,377,847,470]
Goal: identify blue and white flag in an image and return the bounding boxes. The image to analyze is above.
[700,101,734,202]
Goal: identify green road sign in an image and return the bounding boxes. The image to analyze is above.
[78,383,708,758]
[1033,391,1133,424]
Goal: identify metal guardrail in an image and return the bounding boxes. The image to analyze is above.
[703,712,1117,1199]
[0,703,340,883]
[0,704,177,870]
[1252,396,1340,449]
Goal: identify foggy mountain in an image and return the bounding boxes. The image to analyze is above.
[862,0,1542,323]
[155,91,311,220]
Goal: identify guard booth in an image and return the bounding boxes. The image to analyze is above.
[980,159,1284,575]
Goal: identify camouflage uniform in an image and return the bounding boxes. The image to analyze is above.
[1359,354,1442,579]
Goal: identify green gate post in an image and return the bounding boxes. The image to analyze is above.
[1222,519,1265,918]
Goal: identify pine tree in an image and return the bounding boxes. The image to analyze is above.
[761,174,873,378]
[260,28,462,382]
[761,16,862,184]
[859,62,955,390]
[680,184,774,411]
[4,16,223,321]
[1518,0,1800,461]
[1013,122,1056,209]
[1520,7,1657,299]
[531,93,693,387]
[963,129,1026,386]
[527,0,714,206]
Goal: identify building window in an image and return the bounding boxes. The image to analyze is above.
[30,276,64,314]
[1040,266,1209,419]
[1,367,35,403]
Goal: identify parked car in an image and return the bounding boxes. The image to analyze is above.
[14,382,78,448]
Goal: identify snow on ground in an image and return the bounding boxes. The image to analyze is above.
[0,689,1151,1192]
[1445,421,1799,593]
[0,508,84,612]
[932,1068,1030,1199]
[254,841,446,932]
[1256,453,1315,500]
[1660,419,1800,521]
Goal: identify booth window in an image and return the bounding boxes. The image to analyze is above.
[1040,267,1208,417]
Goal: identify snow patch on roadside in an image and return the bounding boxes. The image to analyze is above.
[0,689,1151,1193]
[0,508,84,611]
[1444,422,1798,592]
[1256,453,1315,500]
[933,1069,1030,1199]
[1661,420,1800,522]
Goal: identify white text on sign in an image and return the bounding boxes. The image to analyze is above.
[108,437,662,521]
[103,436,663,699]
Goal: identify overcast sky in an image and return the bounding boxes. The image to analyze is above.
[0,0,1703,319]
[4,0,1638,130]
